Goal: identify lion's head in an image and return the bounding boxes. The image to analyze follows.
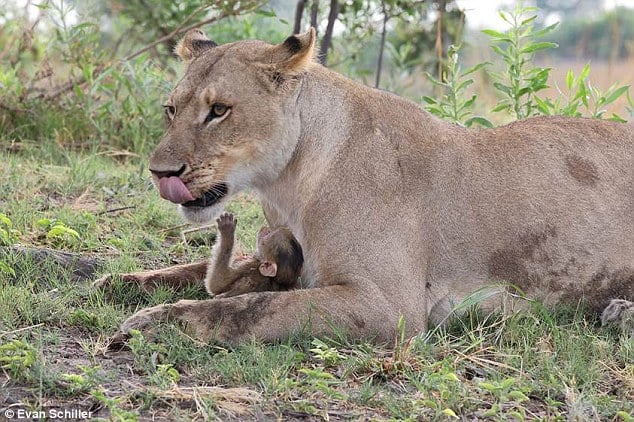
[149,28,316,224]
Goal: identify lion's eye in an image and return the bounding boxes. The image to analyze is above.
[204,103,230,124]
[163,104,176,120]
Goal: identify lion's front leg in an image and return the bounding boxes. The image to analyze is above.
[118,282,407,343]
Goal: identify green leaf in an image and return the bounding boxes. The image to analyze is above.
[441,408,459,418]
[422,399,438,409]
[616,411,633,422]
[501,378,516,389]
[456,79,474,93]
[424,72,445,87]
[0,213,12,228]
[492,103,510,113]
[579,83,589,107]
[532,22,559,38]
[507,411,525,421]
[520,42,558,54]
[603,85,630,105]
[579,63,591,81]
[47,224,80,240]
[463,95,477,108]
[0,261,15,276]
[608,113,627,123]
[498,10,511,24]
[422,96,437,105]
[566,69,574,90]
[534,97,553,115]
[255,9,276,17]
[464,116,493,128]
[37,218,53,228]
[462,61,491,77]
[482,29,510,41]
[508,390,530,401]
[493,82,513,96]
[520,15,537,26]
[479,381,498,392]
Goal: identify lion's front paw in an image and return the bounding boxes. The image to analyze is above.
[120,304,173,335]
[93,273,116,289]
[216,212,237,235]
[601,299,634,336]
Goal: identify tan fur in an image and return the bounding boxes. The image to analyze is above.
[114,29,634,343]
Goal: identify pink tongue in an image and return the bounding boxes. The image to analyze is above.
[158,177,195,204]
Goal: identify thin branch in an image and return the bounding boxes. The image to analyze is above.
[123,1,262,61]
[26,1,262,102]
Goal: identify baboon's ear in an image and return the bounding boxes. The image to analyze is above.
[258,261,278,278]
[174,29,218,62]
[261,28,317,74]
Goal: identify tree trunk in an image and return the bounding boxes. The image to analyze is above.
[435,0,445,82]
[319,0,340,65]
[310,0,319,31]
[375,0,388,88]
[293,0,307,34]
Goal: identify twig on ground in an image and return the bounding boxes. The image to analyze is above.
[96,206,137,216]
[158,223,190,234]
[181,225,215,244]
[0,323,45,340]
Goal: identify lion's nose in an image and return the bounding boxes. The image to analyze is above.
[149,164,187,179]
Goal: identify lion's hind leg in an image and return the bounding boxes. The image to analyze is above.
[601,299,634,336]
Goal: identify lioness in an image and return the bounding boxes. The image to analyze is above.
[113,28,633,342]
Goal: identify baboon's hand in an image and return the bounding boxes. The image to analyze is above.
[216,212,237,235]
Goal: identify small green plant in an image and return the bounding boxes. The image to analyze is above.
[0,212,20,246]
[91,389,138,422]
[0,339,37,380]
[535,64,630,122]
[61,365,101,395]
[148,363,181,389]
[127,329,165,372]
[309,338,345,367]
[37,218,81,246]
[298,367,346,400]
[423,44,492,128]
[484,3,558,119]
[479,377,530,421]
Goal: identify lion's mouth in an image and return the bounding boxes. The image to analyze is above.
[181,183,228,208]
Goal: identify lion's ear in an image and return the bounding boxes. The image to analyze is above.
[264,28,317,74]
[174,29,218,62]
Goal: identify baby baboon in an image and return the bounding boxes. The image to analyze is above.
[206,213,303,298]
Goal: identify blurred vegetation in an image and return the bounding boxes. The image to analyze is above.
[1,0,632,159]
[549,6,634,60]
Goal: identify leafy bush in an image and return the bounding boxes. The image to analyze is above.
[426,3,631,124]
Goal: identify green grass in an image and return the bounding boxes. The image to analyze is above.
[1,147,632,420]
